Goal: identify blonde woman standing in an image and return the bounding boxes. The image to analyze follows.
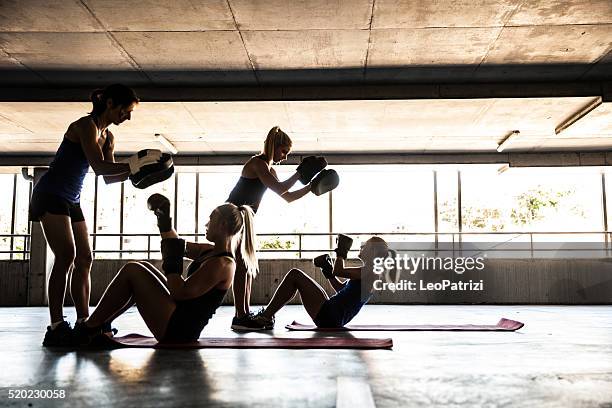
[226,126,332,330]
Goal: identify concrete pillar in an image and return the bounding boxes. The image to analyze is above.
[27,167,48,306]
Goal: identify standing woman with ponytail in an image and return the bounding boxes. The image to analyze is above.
[75,198,257,344]
[29,84,138,346]
[226,126,326,330]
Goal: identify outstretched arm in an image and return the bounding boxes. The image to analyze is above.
[251,160,296,197]
[101,132,130,184]
[148,193,214,260]
[77,120,131,176]
[270,167,312,203]
[165,255,233,301]
[333,257,362,280]
[328,275,346,293]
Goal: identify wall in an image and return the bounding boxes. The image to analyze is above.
[0,258,610,306]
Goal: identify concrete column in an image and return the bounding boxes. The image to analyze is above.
[27,167,48,306]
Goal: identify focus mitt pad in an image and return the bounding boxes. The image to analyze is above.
[311,169,339,196]
[297,156,328,185]
[130,153,174,189]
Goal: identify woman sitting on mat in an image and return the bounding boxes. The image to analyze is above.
[75,194,257,344]
[253,235,389,329]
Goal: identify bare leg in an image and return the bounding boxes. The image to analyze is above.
[100,260,168,325]
[87,262,176,340]
[139,261,168,287]
[232,256,249,318]
[70,220,92,319]
[262,268,328,320]
[104,261,168,319]
[245,272,253,314]
[40,213,75,323]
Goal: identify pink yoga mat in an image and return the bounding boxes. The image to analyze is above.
[285,318,524,332]
[109,334,393,349]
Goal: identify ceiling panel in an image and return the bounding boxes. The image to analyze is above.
[83,0,235,31]
[0,98,609,154]
[230,0,373,30]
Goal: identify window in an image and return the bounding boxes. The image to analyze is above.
[197,167,241,239]
[256,167,330,258]
[0,174,15,259]
[95,178,122,259]
[332,165,435,252]
[123,173,175,259]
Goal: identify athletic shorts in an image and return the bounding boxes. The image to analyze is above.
[160,305,202,343]
[313,300,344,328]
[28,190,85,222]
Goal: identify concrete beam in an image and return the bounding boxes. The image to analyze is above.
[3,152,612,167]
[0,81,608,102]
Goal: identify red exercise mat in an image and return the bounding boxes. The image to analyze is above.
[108,333,393,349]
[285,318,524,332]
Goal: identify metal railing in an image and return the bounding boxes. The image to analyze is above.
[89,231,612,259]
[0,231,609,260]
[0,234,31,259]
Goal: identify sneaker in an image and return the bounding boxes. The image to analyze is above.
[72,321,98,346]
[42,321,73,347]
[253,308,275,330]
[231,314,269,331]
[73,322,119,348]
[102,322,118,337]
[88,332,120,349]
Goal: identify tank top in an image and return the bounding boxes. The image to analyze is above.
[34,117,104,203]
[226,154,269,213]
[174,250,234,335]
[34,138,91,203]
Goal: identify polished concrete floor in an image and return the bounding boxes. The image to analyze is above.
[0,305,611,408]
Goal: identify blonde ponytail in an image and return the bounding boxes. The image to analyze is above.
[262,126,292,164]
[237,205,258,277]
[215,203,259,278]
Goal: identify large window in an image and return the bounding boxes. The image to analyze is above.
[0,173,31,260]
[257,167,329,259]
[197,167,242,239]
[13,174,31,259]
[123,173,175,259]
[332,165,435,251]
[95,177,122,259]
[0,175,16,259]
[0,164,608,260]
[461,167,604,234]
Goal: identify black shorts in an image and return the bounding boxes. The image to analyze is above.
[313,300,344,328]
[29,190,85,222]
[161,305,202,343]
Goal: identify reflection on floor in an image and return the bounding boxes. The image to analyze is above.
[0,305,611,407]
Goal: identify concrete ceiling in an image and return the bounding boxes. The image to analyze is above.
[0,0,610,86]
[0,1,610,156]
[1,97,610,154]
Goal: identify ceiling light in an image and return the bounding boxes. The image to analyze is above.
[155,133,178,154]
[555,96,603,135]
[497,130,520,153]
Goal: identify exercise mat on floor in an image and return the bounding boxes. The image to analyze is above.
[109,334,393,349]
[285,318,524,332]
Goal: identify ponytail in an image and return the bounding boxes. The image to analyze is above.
[89,89,106,116]
[215,203,259,277]
[262,126,292,165]
[237,205,258,277]
[89,83,139,117]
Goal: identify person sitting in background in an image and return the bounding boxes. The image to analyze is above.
[253,235,389,329]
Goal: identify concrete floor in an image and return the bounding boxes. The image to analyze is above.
[0,305,611,408]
